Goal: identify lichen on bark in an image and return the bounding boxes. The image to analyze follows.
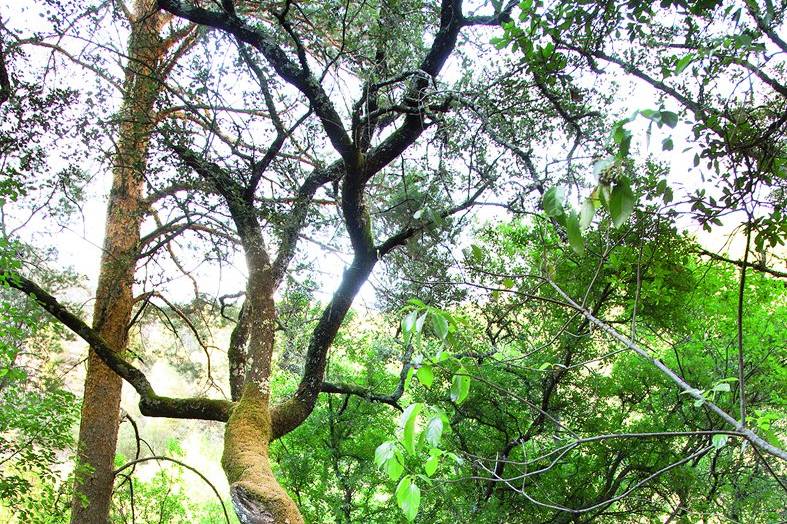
[222,385,304,524]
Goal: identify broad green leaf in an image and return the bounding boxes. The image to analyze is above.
[375,441,396,467]
[425,415,444,447]
[579,197,595,230]
[416,365,434,388]
[502,277,515,289]
[675,54,693,75]
[542,186,565,217]
[660,110,679,128]
[415,312,427,333]
[431,313,449,340]
[396,477,421,522]
[401,403,424,454]
[599,184,612,206]
[387,454,404,481]
[566,212,585,256]
[712,434,728,449]
[712,383,731,393]
[402,310,417,334]
[450,369,470,404]
[424,454,439,477]
[609,178,636,228]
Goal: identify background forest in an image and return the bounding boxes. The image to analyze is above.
[0,0,785,522]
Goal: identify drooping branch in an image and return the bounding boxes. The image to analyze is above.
[0,271,233,421]
[549,280,787,462]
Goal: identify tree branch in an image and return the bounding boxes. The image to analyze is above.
[1,271,233,421]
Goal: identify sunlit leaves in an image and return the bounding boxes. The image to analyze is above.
[450,368,470,404]
[395,476,421,522]
[424,416,443,447]
[416,365,434,388]
[565,212,584,255]
[542,186,566,219]
[609,178,635,228]
[400,403,423,455]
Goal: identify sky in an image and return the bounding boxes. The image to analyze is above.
[2,0,783,310]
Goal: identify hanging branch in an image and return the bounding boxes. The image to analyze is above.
[548,279,787,462]
[0,270,233,421]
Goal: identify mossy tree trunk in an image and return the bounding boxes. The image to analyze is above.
[70,3,171,522]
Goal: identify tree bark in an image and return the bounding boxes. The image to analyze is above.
[70,3,169,522]
[223,385,304,524]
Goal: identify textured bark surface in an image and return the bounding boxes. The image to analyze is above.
[223,386,304,524]
[70,2,168,522]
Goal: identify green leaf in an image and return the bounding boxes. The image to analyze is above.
[424,454,439,477]
[609,178,636,228]
[712,382,731,393]
[712,434,728,449]
[404,366,415,390]
[675,54,693,75]
[396,477,421,522]
[375,441,396,467]
[579,197,595,230]
[416,366,434,388]
[660,110,679,128]
[387,453,404,481]
[425,415,444,447]
[662,137,674,151]
[401,403,424,454]
[542,187,565,217]
[402,310,417,334]
[470,244,484,262]
[431,313,449,340]
[450,369,470,404]
[502,277,515,289]
[565,212,585,256]
[415,312,427,333]
[694,398,705,408]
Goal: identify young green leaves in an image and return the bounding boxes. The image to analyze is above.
[542,176,637,256]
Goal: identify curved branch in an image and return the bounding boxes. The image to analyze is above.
[114,456,232,524]
[1,270,233,421]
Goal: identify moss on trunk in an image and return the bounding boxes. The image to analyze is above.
[222,385,304,524]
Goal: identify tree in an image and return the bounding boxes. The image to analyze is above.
[1,0,785,522]
[67,3,196,521]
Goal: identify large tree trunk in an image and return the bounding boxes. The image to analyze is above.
[70,3,169,521]
[222,249,304,523]
[223,385,304,524]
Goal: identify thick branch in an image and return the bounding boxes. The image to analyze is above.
[1,271,233,421]
[157,0,355,161]
[270,253,377,439]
